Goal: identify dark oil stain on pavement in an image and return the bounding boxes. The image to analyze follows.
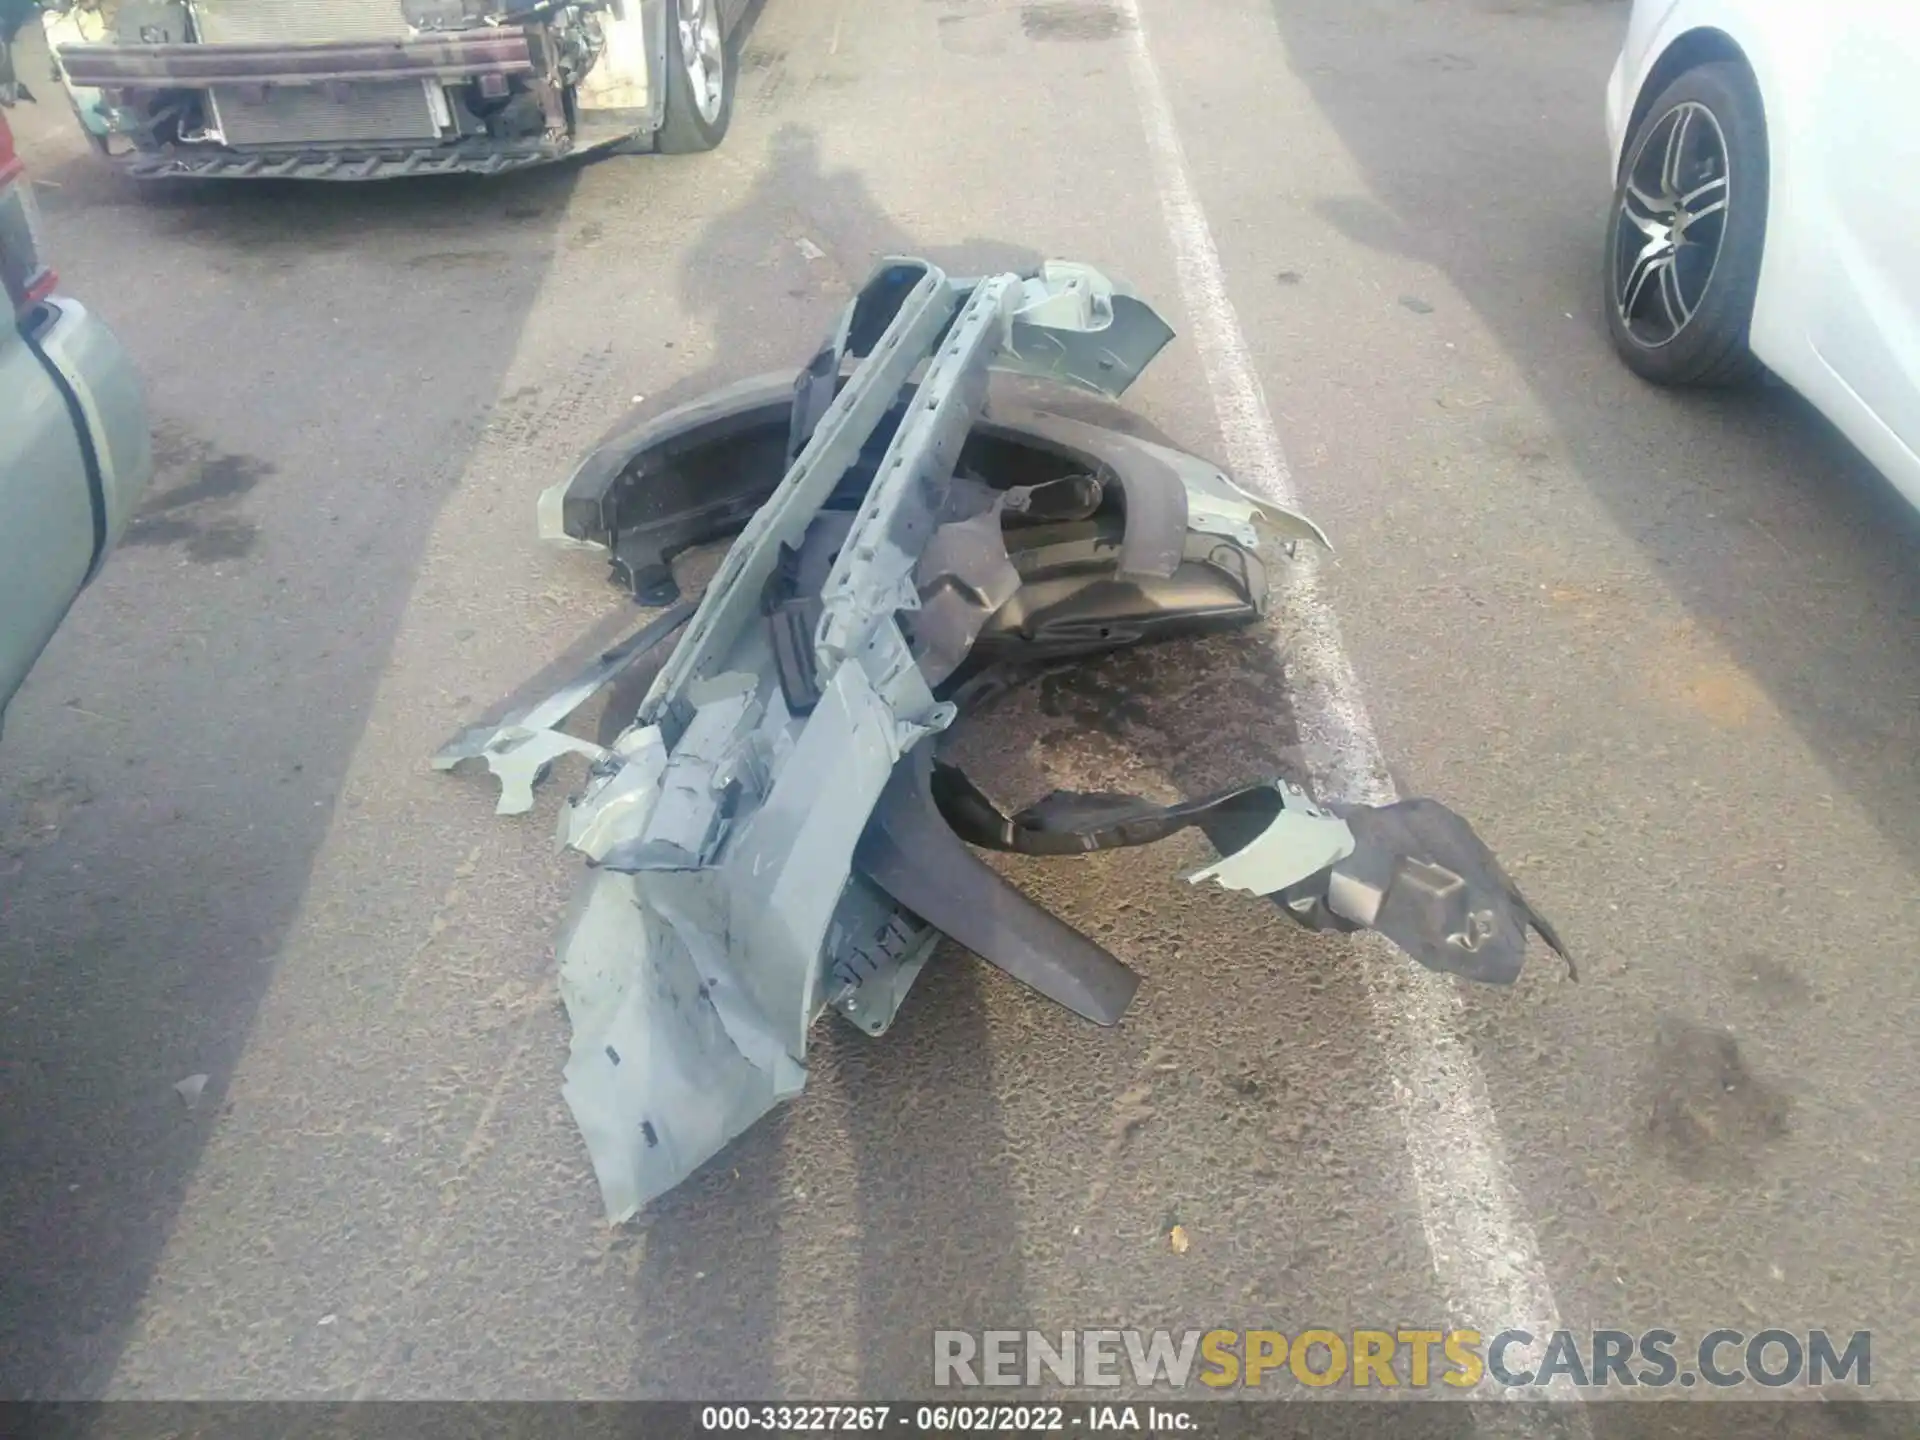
[1039,666,1153,737]
[1019,1,1131,42]
[1028,631,1301,794]
[1735,952,1816,1010]
[403,249,513,270]
[1642,1017,1791,1181]
[123,422,275,563]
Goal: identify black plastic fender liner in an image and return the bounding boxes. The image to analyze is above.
[854,742,1141,1027]
[544,378,1208,606]
[932,762,1288,858]
[921,756,1576,989]
[1332,800,1576,985]
[555,375,798,604]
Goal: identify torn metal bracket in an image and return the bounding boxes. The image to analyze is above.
[822,876,942,1038]
[998,262,1176,397]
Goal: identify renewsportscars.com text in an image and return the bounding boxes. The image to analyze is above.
[933,1328,1871,1390]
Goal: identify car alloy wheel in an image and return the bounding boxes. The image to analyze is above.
[1613,100,1732,348]
[678,0,726,127]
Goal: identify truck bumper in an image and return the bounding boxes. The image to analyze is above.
[54,33,535,90]
[48,31,636,179]
[104,134,595,181]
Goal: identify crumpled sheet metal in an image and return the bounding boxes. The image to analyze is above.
[440,255,1569,1223]
[553,256,1185,1220]
[430,600,696,815]
[912,481,1024,685]
[557,867,806,1224]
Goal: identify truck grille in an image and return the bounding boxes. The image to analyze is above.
[191,0,415,45]
[209,81,440,145]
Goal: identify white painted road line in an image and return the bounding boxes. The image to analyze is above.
[1113,0,1585,1420]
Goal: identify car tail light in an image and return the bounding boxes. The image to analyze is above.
[0,113,57,319]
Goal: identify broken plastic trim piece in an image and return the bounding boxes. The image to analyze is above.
[997,262,1177,397]
[430,599,696,815]
[536,377,1331,608]
[928,761,1572,987]
[1185,784,1354,895]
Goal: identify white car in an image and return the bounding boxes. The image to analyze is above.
[1604,0,1920,510]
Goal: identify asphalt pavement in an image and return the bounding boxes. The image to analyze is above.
[2,0,1916,1417]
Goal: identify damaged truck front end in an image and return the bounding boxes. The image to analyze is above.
[439,258,1571,1223]
[39,0,709,179]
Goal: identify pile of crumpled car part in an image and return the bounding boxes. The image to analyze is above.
[436,257,1571,1223]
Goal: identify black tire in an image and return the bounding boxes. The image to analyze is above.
[655,0,735,155]
[1604,59,1768,386]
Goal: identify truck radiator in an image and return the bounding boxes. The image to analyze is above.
[191,0,439,145]
[208,80,442,145]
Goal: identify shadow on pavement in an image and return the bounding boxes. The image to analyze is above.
[615,120,1046,1398]
[0,122,581,1396]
